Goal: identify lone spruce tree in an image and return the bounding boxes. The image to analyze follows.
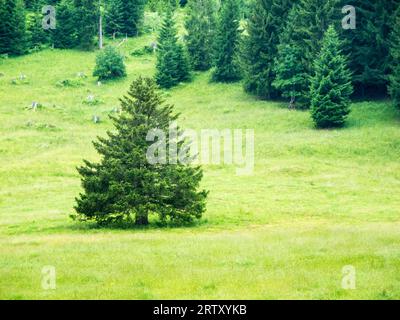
[74,77,208,226]
[310,26,353,128]
[389,8,400,108]
[211,0,241,82]
[155,8,190,89]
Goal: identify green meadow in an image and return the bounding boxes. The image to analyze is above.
[0,35,400,300]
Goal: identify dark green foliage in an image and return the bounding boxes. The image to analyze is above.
[93,46,126,80]
[389,8,400,108]
[340,0,400,97]
[26,11,49,50]
[74,0,97,50]
[74,77,208,226]
[105,0,145,37]
[273,6,308,108]
[272,44,307,108]
[240,0,293,99]
[0,0,27,55]
[310,26,353,128]
[155,8,191,88]
[105,0,124,37]
[52,0,77,48]
[184,0,217,71]
[147,0,177,12]
[277,0,339,107]
[211,0,241,82]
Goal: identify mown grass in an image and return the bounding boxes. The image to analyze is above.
[0,34,399,299]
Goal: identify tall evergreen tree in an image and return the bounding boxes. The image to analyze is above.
[155,8,191,88]
[240,0,293,99]
[74,77,208,226]
[104,0,124,37]
[272,6,308,108]
[105,0,145,37]
[52,0,77,48]
[0,0,27,55]
[310,26,353,128]
[389,8,400,108]
[74,0,97,50]
[276,0,339,107]
[184,0,217,71]
[212,0,241,82]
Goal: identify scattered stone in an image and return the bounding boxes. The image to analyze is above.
[110,107,121,114]
[83,94,102,106]
[32,101,38,111]
[150,41,157,51]
[26,101,43,111]
[77,72,87,79]
[11,75,29,85]
[92,115,100,123]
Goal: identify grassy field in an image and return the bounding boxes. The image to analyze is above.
[0,34,400,300]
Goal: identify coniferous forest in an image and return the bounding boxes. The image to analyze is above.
[0,0,400,301]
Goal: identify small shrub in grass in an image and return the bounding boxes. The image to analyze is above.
[93,46,126,81]
[310,26,353,129]
[82,94,102,106]
[56,78,84,88]
[131,45,155,56]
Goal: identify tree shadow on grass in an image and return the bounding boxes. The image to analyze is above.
[51,217,210,234]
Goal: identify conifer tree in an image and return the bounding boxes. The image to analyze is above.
[276,0,339,107]
[74,77,208,226]
[272,6,308,108]
[0,0,27,55]
[52,0,77,48]
[389,8,400,108]
[26,12,48,50]
[74,0,98,50]
[339,0,400,96]
[104,0,124,37]
[105,0,145,37]
[212,0,241,82]
[184,0,217,71]
[310,26,353,128]
[240,0,292,99]
[155,8,190,88]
